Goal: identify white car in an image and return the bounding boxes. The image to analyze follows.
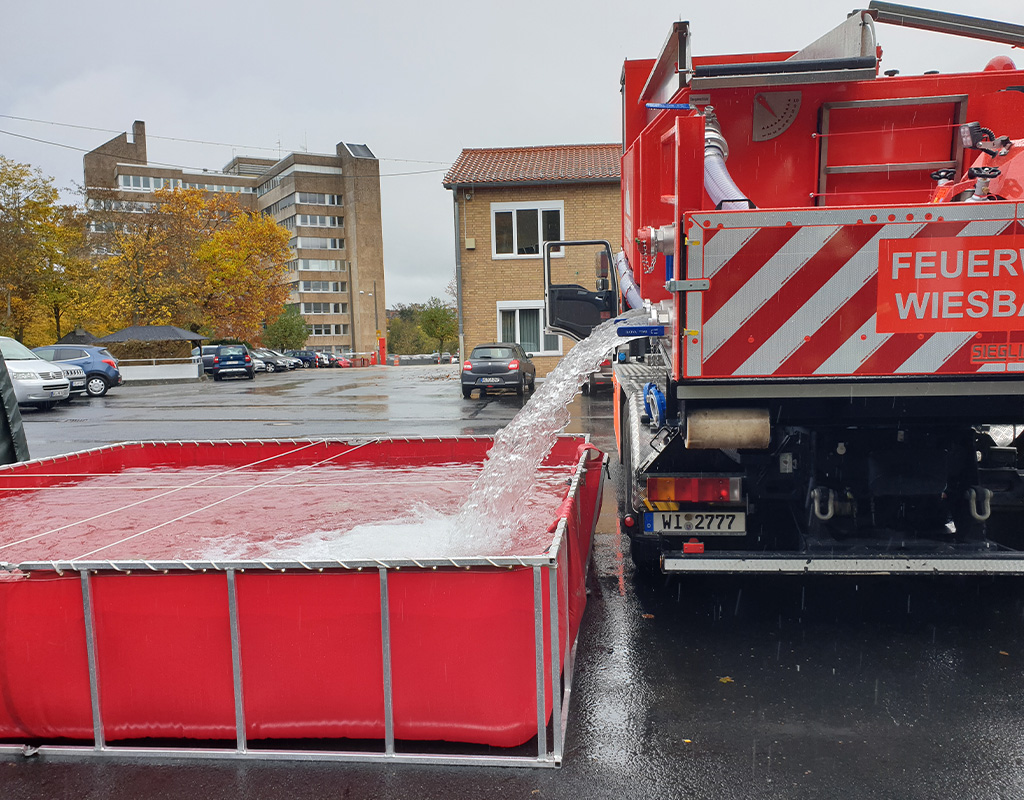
[1,336,70,409]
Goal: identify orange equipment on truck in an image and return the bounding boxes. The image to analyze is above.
[546,2,1024,574]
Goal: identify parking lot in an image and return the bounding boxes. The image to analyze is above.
[8,365,1024,799]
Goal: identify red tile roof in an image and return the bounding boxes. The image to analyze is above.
[443,144,620,187]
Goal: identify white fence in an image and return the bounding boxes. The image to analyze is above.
[118,356,203,382]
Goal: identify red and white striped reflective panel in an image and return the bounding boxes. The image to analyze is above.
[690,213,1024,379]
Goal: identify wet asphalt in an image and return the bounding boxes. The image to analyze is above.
[6,366,1024,799]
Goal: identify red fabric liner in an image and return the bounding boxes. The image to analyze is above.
[0,438,602,749]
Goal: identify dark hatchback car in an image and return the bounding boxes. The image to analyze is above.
[284,349,318,368]
[461,343,536,398]
[33,345,124,398]
[211,344,255,381]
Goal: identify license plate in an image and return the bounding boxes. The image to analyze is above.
[645,511,746,535]
[479,377,501,384]
[50,390,63,398]
[72,380,85,388]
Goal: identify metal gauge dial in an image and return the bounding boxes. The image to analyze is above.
[752,92,802,141]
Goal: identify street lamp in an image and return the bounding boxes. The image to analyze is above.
[359,280,381,362]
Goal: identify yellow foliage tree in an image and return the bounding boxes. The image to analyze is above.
[90,188,291,339]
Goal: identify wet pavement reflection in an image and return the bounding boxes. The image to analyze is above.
[9,368,1024,799]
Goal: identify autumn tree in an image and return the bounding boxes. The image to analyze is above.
[0,157,61,339]
[91,188,291,340]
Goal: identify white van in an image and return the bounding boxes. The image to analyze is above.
[0,336,70,409]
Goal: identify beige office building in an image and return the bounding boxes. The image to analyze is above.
[83,121,385,356]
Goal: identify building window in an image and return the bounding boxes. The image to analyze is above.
[303,302,348,314]
[296,214,343,228]
[118,175,185,192]
[297,192,343,206]
[496,301,561,356]
[286,259,347,273]
[491,201,563,258]
[265,194,296,216]
[309,323,349,336]
[291,237,345,250]
[301,281,342,292]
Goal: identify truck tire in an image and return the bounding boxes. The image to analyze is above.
[629,534,661,573]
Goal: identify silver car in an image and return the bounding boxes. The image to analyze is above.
[1,336,70,409]
[60,364,88,399]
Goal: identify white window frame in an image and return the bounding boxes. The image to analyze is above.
[495,300,562,357]
[490,200,564,260]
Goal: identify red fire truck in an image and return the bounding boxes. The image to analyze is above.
[547,2,1024,574]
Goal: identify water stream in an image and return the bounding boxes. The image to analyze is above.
[450,308,648,550]
[323,308,650,558]
[200,308,651,560]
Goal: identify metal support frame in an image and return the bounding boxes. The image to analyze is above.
[80,570,104,750]
[868,2,1024,47]
[0,443,599,769]
[226,569,247,753]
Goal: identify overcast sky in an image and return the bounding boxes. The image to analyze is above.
[1,0,1020,306]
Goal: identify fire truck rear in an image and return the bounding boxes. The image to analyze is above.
[547,3,1024,573]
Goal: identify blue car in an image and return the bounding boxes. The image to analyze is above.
[33,345,124,398]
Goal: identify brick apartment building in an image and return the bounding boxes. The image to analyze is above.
[443,145,621,376]
[83,121,385,357]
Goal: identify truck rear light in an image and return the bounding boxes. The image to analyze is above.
[683,538,705,554]
[508,359,520,370]
[463,360,472,371]
[647,476,742,503]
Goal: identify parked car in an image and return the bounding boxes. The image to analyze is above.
[2,336,70,409]
[334,356,352,368]
[285,350,317,368]
[314,351,331,368]
[461,343,536,398]
[211,344,255,381]
[583,353,614,395]
[251,356,267,373]
[251,348,293,373]
[32,344,124,398]
[60,364,87,399]
[267,349,302,369]
[200,345,218,373]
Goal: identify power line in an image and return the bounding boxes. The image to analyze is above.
[0,113,450,165]
[0,127,446,178]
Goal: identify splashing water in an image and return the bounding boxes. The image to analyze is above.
[450,308,650,550]
[205,308,652,560]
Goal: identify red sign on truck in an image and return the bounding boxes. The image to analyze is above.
[877,235,1024,333]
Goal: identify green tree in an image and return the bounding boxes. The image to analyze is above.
[420,296,458,354]
[386,315,430,354]
[263,305,310,351]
